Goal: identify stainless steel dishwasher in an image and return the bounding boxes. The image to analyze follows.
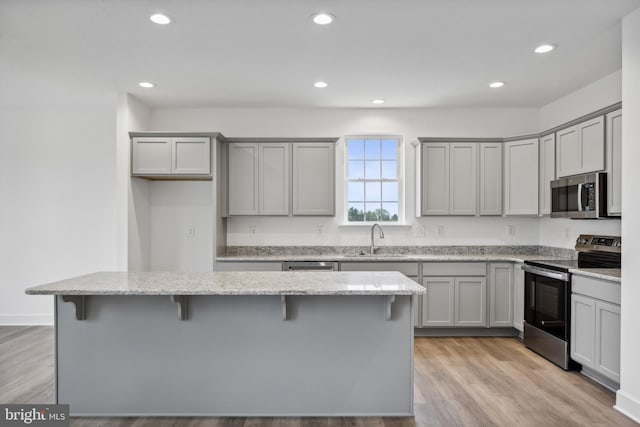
[283,261,338,271]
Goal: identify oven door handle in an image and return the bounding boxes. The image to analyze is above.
[522,265,569,281]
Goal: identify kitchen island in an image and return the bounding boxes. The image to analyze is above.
[26,271,425,417]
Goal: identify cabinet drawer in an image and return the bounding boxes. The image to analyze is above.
[340,262,419,276]
[215,262,283,271]
[572,275,620,305]
[422,262,486,276]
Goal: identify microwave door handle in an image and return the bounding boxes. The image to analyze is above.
[577,183,583,211]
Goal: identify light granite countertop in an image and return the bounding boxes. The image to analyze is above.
[25,271,426,296]
[569,268,621,282]
[216,254,572,263]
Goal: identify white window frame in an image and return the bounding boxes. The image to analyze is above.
[343,135,405,225]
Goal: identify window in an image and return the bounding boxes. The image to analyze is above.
[346,136,402,222]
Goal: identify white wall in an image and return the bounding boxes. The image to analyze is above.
[0,103,119,324]
[616,7,640,423]
[539,70,622,130]
[149,181,213,271]
[150,107,543,246]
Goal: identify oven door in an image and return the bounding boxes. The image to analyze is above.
[524,267,570,341]
[550,173,604,219]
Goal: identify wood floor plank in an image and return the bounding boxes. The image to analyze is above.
[0,327,636,426]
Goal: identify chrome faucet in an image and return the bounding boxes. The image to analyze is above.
[370,223,385,255]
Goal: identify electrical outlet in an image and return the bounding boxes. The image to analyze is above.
[316,225,323,236]
[437,225,445,237]
[507,225,516,236]
[187,226,195,238]
[413,224,426,238]
[249,225,256,235]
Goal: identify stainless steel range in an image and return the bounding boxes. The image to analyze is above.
[523,235,621,370]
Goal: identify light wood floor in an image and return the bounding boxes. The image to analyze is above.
[0,326,636,427]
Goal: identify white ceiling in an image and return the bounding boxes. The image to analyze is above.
[1,0,639,108]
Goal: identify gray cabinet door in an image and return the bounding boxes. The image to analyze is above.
[454,277,486,327]
[570,294,596,368]
[594,300,621,382]
[228,143,260,215]
[259,143,290,215]
[606,109,622,216]
[215,262,283,271]
[556,125,581,178]
[578,116,605,174]
[450,143,477,215]
[292,143,335,215]
[132,137,172,175]
[504,138,539,215]
[421,143,450,215]
[489,264,513,327]
[421,277,454,326]
[172,137,211,174]
[479,143,502,216]
[513,264,525,332]
[538,134,555,215]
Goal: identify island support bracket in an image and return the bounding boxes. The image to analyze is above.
[61,296,86,320]
[170,295,189,321]
[281,296,288,321]
[383,295,396,321]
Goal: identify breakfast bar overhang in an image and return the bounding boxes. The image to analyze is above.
[26,271,425,417]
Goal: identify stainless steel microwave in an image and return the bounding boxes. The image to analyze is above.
[550,172,607,219]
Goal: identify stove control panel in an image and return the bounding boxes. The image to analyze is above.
[575,234,621,253]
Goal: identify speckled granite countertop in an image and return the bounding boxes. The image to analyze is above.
[25,271,426,296]
[216,254,572,263]
[569,268,621,282]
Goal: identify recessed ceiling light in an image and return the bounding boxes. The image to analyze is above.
[534,44,556,54]
[150,13,171,25]
[489,81,505,88]
[314,81,328,88]
[312,13,334,25]
[139,81,155,88]
[372,99,385,104]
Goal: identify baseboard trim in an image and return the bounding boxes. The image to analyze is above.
[0,314,54,325]
[615,389,640,424]
[414,327,518,337]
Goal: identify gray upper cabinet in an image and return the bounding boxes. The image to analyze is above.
[132,136,211,177]
[489,263,513,327]
[450,143,477,215]
[421,143,450,215]
[292,143,335,216]
[606,109,622,216]
[503,138,539,215]
[228,143,260,215]
[259,143,290,215]
[556,116,605,178]
[421,143,477,216]
[538,134,555,215]
[173,137,211,174]
[479,143,502,215]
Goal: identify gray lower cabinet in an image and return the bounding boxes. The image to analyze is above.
[489,263,513,327]
[421,277,455,326]
[454,277,486,326]
[513,264,525,332]
[421,263,487,327]
[292,143,335,215]
[339,262,421,326]
[571,275,621,387]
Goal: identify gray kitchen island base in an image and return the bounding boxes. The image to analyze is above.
[55,294,414,416]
